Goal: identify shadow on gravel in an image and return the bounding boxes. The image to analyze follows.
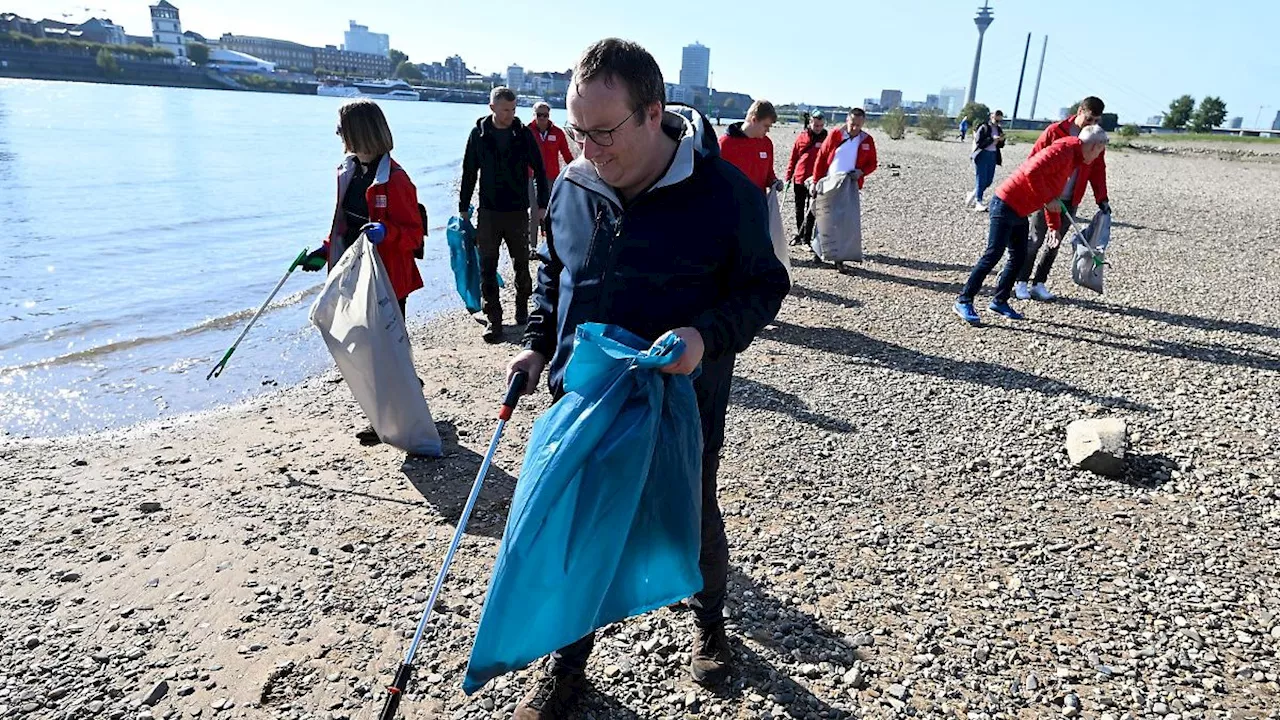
[843,265,960,295]
[761,320,1151,412]
[1002,318,1280,372]
[1110,219,1178,236]
[1121,451,1177,490]
[709,569,853,718]
[1055,297,1280,342]
[863,253,973,274]
[731,376,855,434]
[789,282,862,308]
[576,682,645,719]
[399,420,517,540]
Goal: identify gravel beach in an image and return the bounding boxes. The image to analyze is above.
[2,126,1279,720]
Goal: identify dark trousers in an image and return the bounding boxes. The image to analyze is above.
[793,182,815,242]
[476,209,532,323]
[1020,202,1076,285]
[958,196,1028,304]
[974,151,998,202]
[548,356,736,676]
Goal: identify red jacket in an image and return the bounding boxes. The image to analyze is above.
[718,122,777,192]
[327,154,424,300]
[995,136,1085,231]
[530,120,574,182]
[811,128,877,189]
[785,127,828,183]
[1032,116,1108,207]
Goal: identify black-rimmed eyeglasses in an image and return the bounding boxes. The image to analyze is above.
[564,107,640,147]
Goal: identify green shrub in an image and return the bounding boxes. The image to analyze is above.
[1119,124,1140,138]
[917,107,949,141]
[882,107,907,140]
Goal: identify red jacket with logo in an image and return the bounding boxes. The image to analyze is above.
[718,122,777,192]
[1032,116,1108,207]
[785,127,828,183]
[327,154,424,299]
[811,128,877,189]
[530,120,574,182]
[995,136,1084,231]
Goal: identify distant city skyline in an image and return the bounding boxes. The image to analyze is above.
[6,0,1278,126]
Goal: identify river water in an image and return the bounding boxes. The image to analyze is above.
[0,79,566,437]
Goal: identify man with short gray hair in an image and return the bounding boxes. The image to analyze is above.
[953,125,1107,325]
[460,86,550,342]
[1017,96,1111,301]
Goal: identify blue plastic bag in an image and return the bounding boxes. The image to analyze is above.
[463,323,704,693]
[446,209,502,314]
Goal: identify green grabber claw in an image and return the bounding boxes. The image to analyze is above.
[206,247,310,381]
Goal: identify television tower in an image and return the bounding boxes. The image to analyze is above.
[966,1,995,105]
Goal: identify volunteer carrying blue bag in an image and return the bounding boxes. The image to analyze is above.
[446,208,502,314]
[463,323,703,693]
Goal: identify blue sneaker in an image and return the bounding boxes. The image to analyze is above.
[988,300,1025,320]
[953,301,980,325]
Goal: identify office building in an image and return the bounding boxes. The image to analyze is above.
[219,34,315,72]
[879,89,903,110]
[679,42,710,89]
[343,20,389,57]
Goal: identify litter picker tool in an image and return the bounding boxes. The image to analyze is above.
[379,370,529,720]
[206,247,312,381]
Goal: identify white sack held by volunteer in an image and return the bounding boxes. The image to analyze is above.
[310,234,442,456]
[807,107,878,267]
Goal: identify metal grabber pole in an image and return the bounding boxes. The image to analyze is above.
[379,370,529,720]
[206,248,309,380]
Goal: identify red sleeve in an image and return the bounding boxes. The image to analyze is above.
[381,172,423,253]
[766,138,777,186]
[785,135,802,181]
[1090,151,1109,204]
[811,131,839,184]
[558,132,573,165]
[861,135,878,178]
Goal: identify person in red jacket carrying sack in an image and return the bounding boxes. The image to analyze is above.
[785,110,828,246]
[302,98,425,442]
[953,125,1109,326]
[1016,96,1111,302]
[305,98,424,312]
[718,100,780,193]
[528,101,575,248]
[810,107,877,190]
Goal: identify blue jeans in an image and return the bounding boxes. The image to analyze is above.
[973,151,998,202]
[958,196,1029,304]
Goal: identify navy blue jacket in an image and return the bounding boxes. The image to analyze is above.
[523,107,790,402]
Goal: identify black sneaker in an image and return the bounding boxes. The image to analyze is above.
[513,670,584,720]
[482,320,503,344]
[515,305,529,326]
[690,623,733,686]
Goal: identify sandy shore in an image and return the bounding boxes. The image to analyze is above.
[2,127,1279,720]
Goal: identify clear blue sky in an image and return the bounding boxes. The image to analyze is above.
[14,0,1280,127]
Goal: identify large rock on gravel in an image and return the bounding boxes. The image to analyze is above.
[1066,418,1128,476]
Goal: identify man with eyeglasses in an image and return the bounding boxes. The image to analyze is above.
[504,37,789,719]
[460,86,550,343]
[1016,95,1111,302]
[528,101,574,249]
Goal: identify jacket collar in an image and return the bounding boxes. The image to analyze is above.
[479,114,525,137]
[339,154,393,185]
[562,105,716,206]
[726,121,748,139]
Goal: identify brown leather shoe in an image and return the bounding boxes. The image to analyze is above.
[690,623,732,686]
[512,670,584,719]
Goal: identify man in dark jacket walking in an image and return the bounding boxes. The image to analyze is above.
[504,38,790,719]
[460,86,550,342]
[785,110,827,245]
